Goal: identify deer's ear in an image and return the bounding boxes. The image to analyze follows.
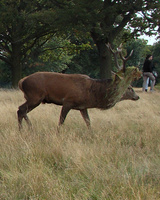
[133,67,142,79]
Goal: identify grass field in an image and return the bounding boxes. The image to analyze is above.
[0,88,160,200]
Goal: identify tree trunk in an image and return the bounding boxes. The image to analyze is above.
[96,41,112,79]
[91,31,113,80]
[11,61,22,88]
[11,44,22,88]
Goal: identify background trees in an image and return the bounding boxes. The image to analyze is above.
[152,41,160,83]
[0,0,159,87]
[50,0,159,78]
[0,0,56,87]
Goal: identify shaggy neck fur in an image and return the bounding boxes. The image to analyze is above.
[90,67,141,109]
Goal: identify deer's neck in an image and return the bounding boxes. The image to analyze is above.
[90,79,116,109]
[90,67,140,109]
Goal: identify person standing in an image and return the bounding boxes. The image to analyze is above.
[142,55,156,92]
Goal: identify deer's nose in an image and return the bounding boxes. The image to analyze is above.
[133,96,140,100]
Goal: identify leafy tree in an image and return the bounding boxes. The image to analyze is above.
[0,60,11,87]
[0,0,55,87]
[125,38,152,87]
[1,0,159,87]
[153,41,160,83]
[125,39,151,67]
[66,47,100,78]
[48,0,160,79]
[22,36,79,76]
[63,36,99,77]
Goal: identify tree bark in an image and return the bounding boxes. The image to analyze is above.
[11,61,22,88]
[11,43,22,88]
[96,41,112,79]
[91,30,113,80]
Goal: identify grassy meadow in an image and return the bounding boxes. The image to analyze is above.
[0,88,160,200]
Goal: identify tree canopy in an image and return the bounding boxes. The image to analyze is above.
[0,0,159,87]
[0,0,56,87]
[50,0,160,78]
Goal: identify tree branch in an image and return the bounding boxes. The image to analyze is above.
[112,10,134,39]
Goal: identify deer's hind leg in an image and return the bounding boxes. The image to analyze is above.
[17,102,28,130]
[17,100,41,131]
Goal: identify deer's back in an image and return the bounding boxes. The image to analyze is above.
[20,72,94,107]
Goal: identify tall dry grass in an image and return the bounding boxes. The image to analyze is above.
[0,88,160,200]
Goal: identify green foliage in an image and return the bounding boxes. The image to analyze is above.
[20,36,94,77]
[39,36,91,63]
[153,41,160,83]
[0,0,57,87]
[124,39,153,87]
[39,37,74,72]
[65,37,99,78]
[0,0,159,86]
[0,61,11,87]
[53,0,160,42]
[125,39,151,67]
[129,1,160,37]
[66,48,100,78]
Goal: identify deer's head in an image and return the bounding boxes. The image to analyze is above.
[104,43,141,103]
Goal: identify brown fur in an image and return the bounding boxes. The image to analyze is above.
[17,72,139,130]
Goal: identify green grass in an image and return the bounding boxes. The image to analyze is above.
[0,88,160,199]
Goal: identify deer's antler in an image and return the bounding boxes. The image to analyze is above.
[119,48,133,72]
[106,43,134,73]
[106,43,121,70]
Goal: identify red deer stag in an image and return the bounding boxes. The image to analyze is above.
[17,44,141,130]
